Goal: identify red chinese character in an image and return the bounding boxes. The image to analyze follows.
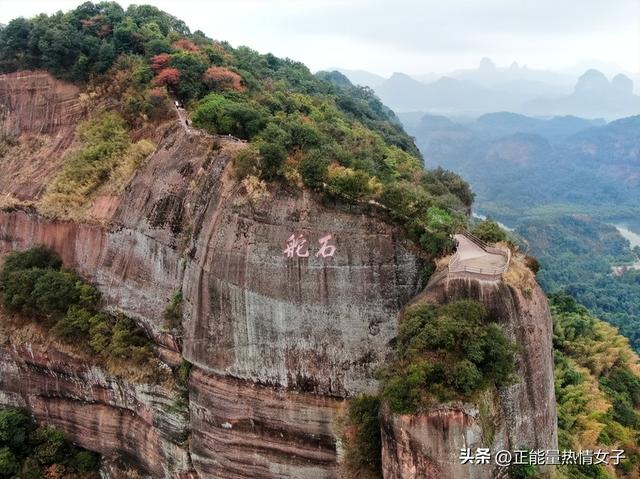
[315,234,336,258]
[284,234,309,258]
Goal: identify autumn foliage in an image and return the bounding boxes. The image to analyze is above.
[152,68,181,87]
[150,53,171,73]
[173,38,199,52]
[204,66,244,91]
[203,66,244,92]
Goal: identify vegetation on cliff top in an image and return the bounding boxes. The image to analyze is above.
[381,300,518,414]
[0,2,472,255]
[0,246,162,383]
[0,408,100,478]
[552,293,640,478]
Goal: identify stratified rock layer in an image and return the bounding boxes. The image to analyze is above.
[0,71,557,479]
[381,275,558,479]
[0,320,192,477]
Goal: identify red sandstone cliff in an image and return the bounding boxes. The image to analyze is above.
[381,276,558,478]
[0,72,557,479]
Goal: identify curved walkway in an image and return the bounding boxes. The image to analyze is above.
[448,232,510,278]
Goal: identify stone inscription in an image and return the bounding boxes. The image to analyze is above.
[284,234,336,258]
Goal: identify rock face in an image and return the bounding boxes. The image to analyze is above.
[0,71,557,478]
[0,320,192,478]
[188,368,341,479]
[381,275,558,479]
[0,71,84,200]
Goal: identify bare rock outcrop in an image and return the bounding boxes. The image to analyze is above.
[0,71,84,200]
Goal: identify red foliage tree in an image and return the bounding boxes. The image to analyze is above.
[152,68,181,87]
[150,53,171,73]
[173,39,199,52]
[203,66,244,92]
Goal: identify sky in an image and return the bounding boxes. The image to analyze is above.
[0,0,638,78]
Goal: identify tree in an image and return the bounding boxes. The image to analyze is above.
[172,38,198,52]
[192,94,266,139]
[0,409,33,453]
[299,149,329,190]
[0,447,18,478]
[169,51,207,100]
[149,53,171,73]
[32,427,68,465]
[152,67,180,87]
[203,66,244,92]
[259,142,287,179]
[32,270,81,315]
[472,219,507,243]
[1,247,62,276]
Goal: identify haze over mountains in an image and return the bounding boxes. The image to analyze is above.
[333,58,640,120]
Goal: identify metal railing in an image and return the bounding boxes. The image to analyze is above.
[448,230,511,276]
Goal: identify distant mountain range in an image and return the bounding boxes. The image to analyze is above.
[405,111,640,224]
[330,59,640,120]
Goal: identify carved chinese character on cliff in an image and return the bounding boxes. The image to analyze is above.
[315,234,336,258]
[283,234,309,258]
[283,234,336,258]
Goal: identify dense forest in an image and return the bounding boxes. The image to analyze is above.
[408,112,640,225]
[518,216,640,351]
[0,1,472,255]
[552,293,640,479]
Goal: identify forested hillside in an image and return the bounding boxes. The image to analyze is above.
[0,2,472,255]
[553,293,640,479]
[517,216,640,352]
[409,113,640,224]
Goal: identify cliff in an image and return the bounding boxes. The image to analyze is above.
[0,71,557,478]
[381,274,558,478]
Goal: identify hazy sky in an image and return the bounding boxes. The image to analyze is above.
[0,0,638,77]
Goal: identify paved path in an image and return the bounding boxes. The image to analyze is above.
[449,233,509,276]
[174,103,193,133]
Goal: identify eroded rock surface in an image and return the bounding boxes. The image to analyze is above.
[0,320,192,478]
[0,72,557,479]
[0,71,84,200]
[381,275,558,479]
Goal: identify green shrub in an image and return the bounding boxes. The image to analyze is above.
[31,270,82,315]
[258,141,287,179]
[70,450,100,472]
[53,306,94,341]
[176,359,192,388]
[0,248,153,373]
[0,408,100,477]
[326,165,382,201]
[192,93,266,139]
[344,395,382,478]
[41,113,154,218]
[0,408,34,453]
[0,246,61,275]
[32,427,68,465]
[0,248,99,318]
[0,447,18,477]
[299,150,330,190]
[233,147,260,179]
[509,463,538,478]
[382,300,518,413]
[163,291,183,330]
[472,219,507,243]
